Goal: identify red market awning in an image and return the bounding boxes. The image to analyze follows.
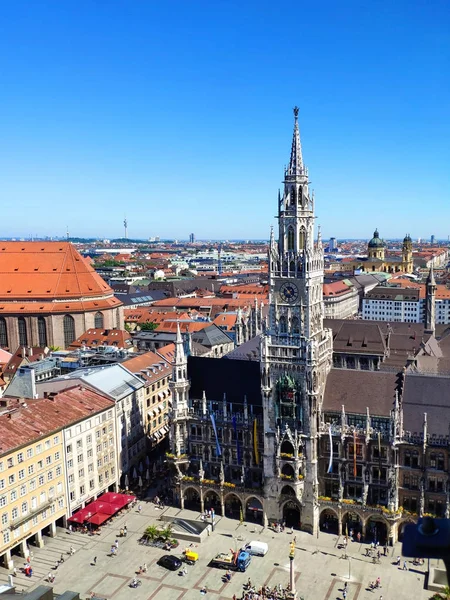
[67,506,96,523]
[99,492,135,508]
[85,500,118,515]
[87,512,111,526]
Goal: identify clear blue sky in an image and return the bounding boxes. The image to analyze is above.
[0,1,449,241]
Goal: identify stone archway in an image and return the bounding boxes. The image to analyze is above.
[282,499,301,528]
[366,515,389,545]
[320,508,339,534]
[342,511,363,537]
[280,485,296,496]
[183,487,201,512]
[245,496,263,523]
[204,489,222,516]
[280,440,295,457]
[224,492,242,519]
[281,463,296,480]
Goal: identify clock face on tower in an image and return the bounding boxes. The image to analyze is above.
[279,282,299,303]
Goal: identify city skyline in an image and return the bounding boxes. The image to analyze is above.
[0,2,449,239]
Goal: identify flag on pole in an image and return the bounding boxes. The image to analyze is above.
[353,430,357,477]
[327,424,333,473]
[253,419,259,465]
[232,415,241,465]
[210,413,222,457]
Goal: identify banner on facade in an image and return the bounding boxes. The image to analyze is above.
[232,415,241,465]
[327,424,333,474]
[210,413,222,457]
[253,419,259,465]
[353,430,357,477]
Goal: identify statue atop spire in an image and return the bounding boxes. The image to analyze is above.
[288,106,304,178]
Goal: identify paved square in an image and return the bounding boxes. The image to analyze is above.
[0,500,436,599]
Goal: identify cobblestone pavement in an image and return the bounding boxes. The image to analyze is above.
[0,501,437,599]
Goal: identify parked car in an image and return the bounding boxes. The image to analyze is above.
[157,555,182,571]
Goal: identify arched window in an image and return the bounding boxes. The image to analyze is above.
[38,317,47,347]
[279,316,287,334]
[299,227,306,250]
[0,318,8,347]
[292,317,300,335]
[287,228,295,251]
[94,312,104,329]
[289,261,295,274]
[63,315,76,347]
[18,317,28,346]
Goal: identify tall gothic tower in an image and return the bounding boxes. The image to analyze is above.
[425,264,436,333]
[261,107,333,535]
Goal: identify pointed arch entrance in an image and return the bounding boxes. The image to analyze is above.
[204,490,222,516]
[245,496,263,523]
[183,487,201,512]
[282,499,301,528]
[224,492,242,519]
[320,508,339,534]
[366,515,389,545]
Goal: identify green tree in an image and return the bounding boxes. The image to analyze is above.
[159,525,173,541]
[144,525,159,541]
[140,321,158,331]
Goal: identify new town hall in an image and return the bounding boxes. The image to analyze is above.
[168,109,450,544]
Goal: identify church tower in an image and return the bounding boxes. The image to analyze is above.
[261,108,333,535]
[425,265,436,333]
[402,234,413,274]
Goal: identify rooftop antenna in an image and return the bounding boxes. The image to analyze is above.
[124,216,128,240]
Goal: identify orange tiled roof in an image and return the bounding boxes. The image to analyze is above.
[0,242,121,314]
[122,350,171,383]
[0,385,114,455]
[69,328,132,349]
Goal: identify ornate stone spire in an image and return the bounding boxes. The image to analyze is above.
[175,321,185,364]
[288,106,304,178]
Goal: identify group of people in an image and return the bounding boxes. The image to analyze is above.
[119,525,128,537]
[232,581,295,600]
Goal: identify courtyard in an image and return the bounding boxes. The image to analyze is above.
[0,499,438,600]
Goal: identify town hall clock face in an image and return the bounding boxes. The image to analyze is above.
[279,282,299,303]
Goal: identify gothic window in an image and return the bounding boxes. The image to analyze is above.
[279,316,287,334]
[289,261,295,274]
[287,228,295,251]
[0,318,7,347]
[38,317,47,347]
[292,316,300,335]
[299,227,306,250]
[63,315,76,347]
[94,312,104,329]
[18,317,28,346]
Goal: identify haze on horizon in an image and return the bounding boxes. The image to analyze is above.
[0,2,448,241]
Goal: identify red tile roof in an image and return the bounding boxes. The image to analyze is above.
[0,385,114,455]
[69,328,132,349]
[0,242,121,314]
[122,350,171,383]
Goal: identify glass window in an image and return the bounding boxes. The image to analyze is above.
[18,317,28,346]
[38,317,48,347]
[94,312,104,328]
[63,315,76,347]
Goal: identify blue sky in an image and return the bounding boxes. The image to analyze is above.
[0,1,449,240]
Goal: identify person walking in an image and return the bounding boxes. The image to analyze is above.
[343,590,347,600]
[403,560,408,571]
[93,557,97,565]
[138,505,142,514]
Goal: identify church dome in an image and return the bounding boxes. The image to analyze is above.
[368,229,385,248]
[403,233,412,243]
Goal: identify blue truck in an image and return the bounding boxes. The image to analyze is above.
[210,550,252,572]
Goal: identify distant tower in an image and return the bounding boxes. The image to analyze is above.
[329,237,337,252]
[66,226,70,241]
[367,229,385,260]
[124,217,128,240]
[189,233,195,243]
[425,265,436,333]
[402,234,413,274]
[430,234,435,245]
[218,245,223,275]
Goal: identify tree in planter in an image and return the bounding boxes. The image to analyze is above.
[431,587,450,600]
[144,524,159,541]
[159,525,173,541]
